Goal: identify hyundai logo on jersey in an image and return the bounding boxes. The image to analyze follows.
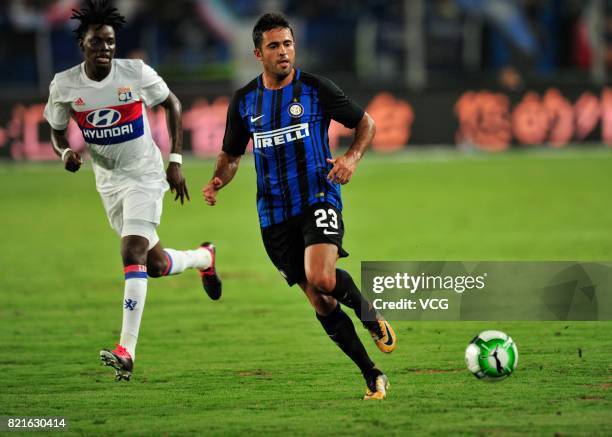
[86,109,121,127]
[75,101,144,146]
[253,123,310,149]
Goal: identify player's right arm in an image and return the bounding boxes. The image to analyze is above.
[203,152,241,206]
[50,128,82,173]
[44,77,82,173]
[203,91,250,206]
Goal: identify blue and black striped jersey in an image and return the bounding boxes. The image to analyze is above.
[222,69,364,228]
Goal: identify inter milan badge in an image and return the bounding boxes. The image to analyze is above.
[288,102,304,118]
[117,86,133,102]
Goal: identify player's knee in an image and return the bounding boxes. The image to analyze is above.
[307,271,336,294]
[120,241,148,266]
[311,293,337,315]
[146,258,167,278]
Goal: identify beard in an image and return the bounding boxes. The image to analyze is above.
[272,63,292,81]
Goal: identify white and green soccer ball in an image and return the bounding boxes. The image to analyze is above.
[465,330,518,381]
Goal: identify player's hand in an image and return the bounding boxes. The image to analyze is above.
[63,150,83,173]
[166,163,190,204]
[326,154,358,185]
[202,177,223,206]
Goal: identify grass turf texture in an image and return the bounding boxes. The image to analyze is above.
[1,148,611,436]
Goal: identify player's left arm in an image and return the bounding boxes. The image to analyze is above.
[316,75,376,185]
[327,112,375,185]
[158,92,190,204]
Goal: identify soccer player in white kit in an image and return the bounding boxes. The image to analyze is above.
[43,0,222,381]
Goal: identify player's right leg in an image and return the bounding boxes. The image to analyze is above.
[313,269,396,354]
[261,217,390,399]
[301,204,397,354]
[300,281,389,399]
[301,245,390,400]
[97,188,157,380]
[100,232,150,381]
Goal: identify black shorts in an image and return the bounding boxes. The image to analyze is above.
[261,203,349,286]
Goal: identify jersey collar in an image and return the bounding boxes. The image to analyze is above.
[80,60,115,88]
[258,68,301,90]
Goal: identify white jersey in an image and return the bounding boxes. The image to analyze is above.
[44,59,170,195]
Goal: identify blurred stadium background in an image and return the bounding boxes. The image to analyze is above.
[1,0,611,161]
[2,2,612,434]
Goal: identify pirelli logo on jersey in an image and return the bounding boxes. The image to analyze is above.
[253,123,310,149]
[74,101,144,146]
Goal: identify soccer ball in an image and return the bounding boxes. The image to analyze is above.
[465,330,518,381]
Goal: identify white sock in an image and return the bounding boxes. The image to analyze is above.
[119,265,148,359]
[163,248,211,275]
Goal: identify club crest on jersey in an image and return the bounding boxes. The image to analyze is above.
[288,102,304,118]
[118,86,133,102]
[253,123,310,149]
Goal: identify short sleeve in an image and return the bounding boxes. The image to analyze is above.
[43,78,71,130]
[317,76,364,128]
[222,93,251,156]
[140,62,170,107]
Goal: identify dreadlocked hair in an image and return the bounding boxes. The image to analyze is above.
[71,0,126,40]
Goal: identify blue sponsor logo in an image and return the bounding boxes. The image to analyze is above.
[81,117,144,146]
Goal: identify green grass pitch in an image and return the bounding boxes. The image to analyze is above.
[1,148,611,435]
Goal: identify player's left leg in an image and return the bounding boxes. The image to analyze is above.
[146,241,222,300]
[332,269,397,354]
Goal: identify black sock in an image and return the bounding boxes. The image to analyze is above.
[331,269,378,322]
[316,304,375,375]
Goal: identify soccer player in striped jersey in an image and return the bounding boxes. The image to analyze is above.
[43,0,221,381]
[203,13,397,400]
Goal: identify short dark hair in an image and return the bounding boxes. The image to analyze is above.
[71,0,126,41]
[252,13,293,49]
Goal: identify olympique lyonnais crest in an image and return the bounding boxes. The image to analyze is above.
[117,86,133,102]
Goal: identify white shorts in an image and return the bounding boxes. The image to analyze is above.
[100,184,168,247]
